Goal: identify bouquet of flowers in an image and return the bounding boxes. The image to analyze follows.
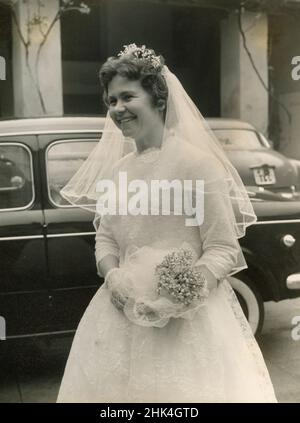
[114,245,210,328]
[155,248,209,307]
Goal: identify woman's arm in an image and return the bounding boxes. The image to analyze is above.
[190,156,241,282]
[194,188,240,281]
[95,215,120,277]
[97,254,119,278]
[193,264,218,291]
[95,215,131,311]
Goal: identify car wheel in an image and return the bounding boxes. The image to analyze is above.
[228,276,264,336]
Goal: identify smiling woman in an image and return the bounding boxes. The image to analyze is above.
[100,50,168,152]
[57,44,277,403]
[106,76,165,149]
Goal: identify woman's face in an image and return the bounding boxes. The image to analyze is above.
[107,75,163,141]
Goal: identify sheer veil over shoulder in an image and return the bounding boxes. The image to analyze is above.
[57,44,277,403]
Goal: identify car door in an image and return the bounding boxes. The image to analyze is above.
[245,197,300,300]
[38,133,101,334]
[0,135,48,338]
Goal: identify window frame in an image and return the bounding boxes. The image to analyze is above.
[212,128,266,150]
[0,141,35,212]
[45,138,99,209]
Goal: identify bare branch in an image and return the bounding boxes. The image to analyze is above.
[3,0,91,115]
[10,5,29,48]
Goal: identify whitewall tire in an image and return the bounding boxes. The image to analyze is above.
[228,276,264,336]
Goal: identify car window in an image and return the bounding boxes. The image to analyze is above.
[0,144,34,211]
[213,129,265,150]
[47,139,98,207]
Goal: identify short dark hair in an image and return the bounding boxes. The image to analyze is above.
[99,49,168,108]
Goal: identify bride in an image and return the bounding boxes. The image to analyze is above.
[57,44,277,403]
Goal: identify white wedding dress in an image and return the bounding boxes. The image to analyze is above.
[57,137,277,403]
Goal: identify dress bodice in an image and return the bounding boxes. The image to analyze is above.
[95,136,245,279]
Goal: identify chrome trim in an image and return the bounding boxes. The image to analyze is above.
[253,219,300,225]
[0,288,48,295]
[0,129,102,137]
[287,273,300,290]
[6,329,76,340]
[45,138,99,209]
[47,232,95,238]
[0,235,44,241]
[46,220,300,227]
[0,285,97,296]
[0,232,95,241]
[53,285,98,292]
[0,142,35,212]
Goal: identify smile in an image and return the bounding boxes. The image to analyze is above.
[119,117,135,124]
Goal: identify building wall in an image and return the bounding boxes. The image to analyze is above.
[61,0,222,116]
[2,0,271,125]
[0,4,13,117]
[221,11,269,134]
[270,14,300,159]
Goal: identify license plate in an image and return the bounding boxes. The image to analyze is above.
[253,167,276,185]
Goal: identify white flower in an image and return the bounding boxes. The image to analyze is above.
[118,44,161,69]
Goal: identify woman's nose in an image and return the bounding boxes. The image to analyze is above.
[114,99,126,113]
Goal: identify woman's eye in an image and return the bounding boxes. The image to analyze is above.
[108,98,116,106]
[124,95,133,102]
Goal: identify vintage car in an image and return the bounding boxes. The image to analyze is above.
[0,116,300,340]
[213,119,300,200]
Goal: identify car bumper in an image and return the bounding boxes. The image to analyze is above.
[287,273,300,290]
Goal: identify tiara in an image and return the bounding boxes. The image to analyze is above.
[117,44,162,69]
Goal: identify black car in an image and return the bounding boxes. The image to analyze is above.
[209,118,300,198]
[0,117,300,339]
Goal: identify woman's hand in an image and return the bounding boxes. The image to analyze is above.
[135,302,161,321]
[110,289,128,311]
[105,268,134,312]
[193,264,218,292]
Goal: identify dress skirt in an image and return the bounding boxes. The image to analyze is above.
[57,247,277,403]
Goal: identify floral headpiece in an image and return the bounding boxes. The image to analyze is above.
[117,44,162,69]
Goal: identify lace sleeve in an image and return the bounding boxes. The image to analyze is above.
[188,156,246,279]
[95,215,120,277]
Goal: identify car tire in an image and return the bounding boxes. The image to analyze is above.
[228,276,264,336]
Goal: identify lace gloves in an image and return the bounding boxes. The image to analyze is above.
[105,268,164,321]
[105,268,133,312]
[105,261,211,328]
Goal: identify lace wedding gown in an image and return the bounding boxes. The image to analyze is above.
[57,137,277,403]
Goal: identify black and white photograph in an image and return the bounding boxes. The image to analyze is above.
[0,0,300,404]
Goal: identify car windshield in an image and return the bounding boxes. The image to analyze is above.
[213,129,267,150]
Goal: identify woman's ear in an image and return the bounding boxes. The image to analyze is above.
[157,99,166,112]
